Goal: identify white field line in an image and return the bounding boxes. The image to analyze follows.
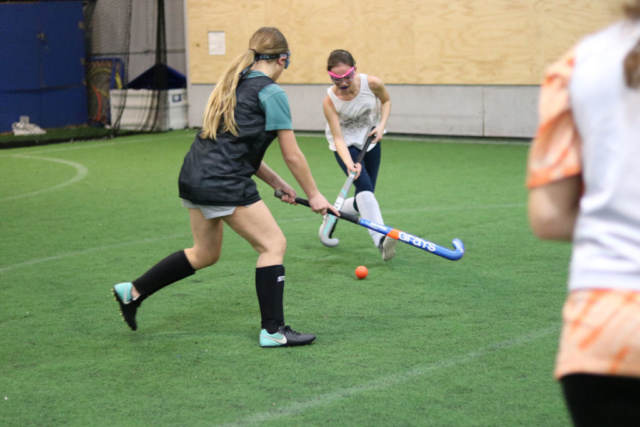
[0,202,525,274]
[0,233,187,274]
[0,132,193,157]
[220,325,559,427]
[1,132,194,200]
[1,155,89,202]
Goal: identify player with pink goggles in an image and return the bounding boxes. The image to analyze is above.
[321,49,395,261]
[328,66,356,84]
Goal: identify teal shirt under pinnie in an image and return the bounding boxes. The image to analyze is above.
[246,71,293,131]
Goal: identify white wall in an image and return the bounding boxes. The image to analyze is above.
[187,84,539,138]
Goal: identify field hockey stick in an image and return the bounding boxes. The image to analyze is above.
[276,191,465,261]
[319,126,376,248]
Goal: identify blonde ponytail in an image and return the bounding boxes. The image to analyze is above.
[201,49,256,139]
[201,27,289,139]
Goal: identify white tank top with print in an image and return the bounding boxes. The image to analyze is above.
[569,20,640,291]
[325,73,381,151]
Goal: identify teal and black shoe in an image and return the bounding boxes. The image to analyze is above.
[260,325,316,348]
[112,282,141,331]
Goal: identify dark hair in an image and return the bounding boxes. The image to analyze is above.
[624,0,640,88]
[327,49,355,71]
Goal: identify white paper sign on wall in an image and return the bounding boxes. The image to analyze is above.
[208,31,225,55]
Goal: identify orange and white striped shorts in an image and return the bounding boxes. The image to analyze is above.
[555,289,640,379]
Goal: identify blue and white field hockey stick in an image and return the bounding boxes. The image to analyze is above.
[276,191,465,261]
[319,127,376,248]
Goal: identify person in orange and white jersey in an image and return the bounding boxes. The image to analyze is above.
[527,2,640,425]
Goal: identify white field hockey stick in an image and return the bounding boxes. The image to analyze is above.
[319,127,376,247]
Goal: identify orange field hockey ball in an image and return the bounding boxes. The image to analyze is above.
[355,266,368,279]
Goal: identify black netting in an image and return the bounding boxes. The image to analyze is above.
[85,0,133,132]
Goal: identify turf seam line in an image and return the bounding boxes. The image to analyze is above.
[2,155,89,202]
[384,203,525,215]
[0,203,525,274]
[219,325,559,427]
[0,131,529,158]
[294,132,531,146]
[0,233,187,274]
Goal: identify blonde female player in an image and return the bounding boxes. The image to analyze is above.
[322,49,396,261]
[527,2,640,424]
[112,27,337,348]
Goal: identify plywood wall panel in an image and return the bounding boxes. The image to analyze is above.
[186,0,622,85]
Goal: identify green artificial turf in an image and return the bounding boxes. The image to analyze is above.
[0,126,139,148]
[0,130,572,426]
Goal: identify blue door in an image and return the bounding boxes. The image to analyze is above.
[0,1,87,133]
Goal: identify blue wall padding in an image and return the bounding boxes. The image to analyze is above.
[0,5,42,92]
[41,87,87,129]
[0,91,42,131]
[40,2,86,89]
[0,1,87,133]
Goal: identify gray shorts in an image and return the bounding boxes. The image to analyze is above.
[181,199,237,219]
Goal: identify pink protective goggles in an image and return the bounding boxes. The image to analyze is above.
[328,66,355,83]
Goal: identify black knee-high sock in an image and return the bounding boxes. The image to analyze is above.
[133,250,195,297]
[561,374,640,427]
[255,265,285,334]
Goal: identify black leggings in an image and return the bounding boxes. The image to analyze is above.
[334,142,381,195]
[561,373,640,427]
